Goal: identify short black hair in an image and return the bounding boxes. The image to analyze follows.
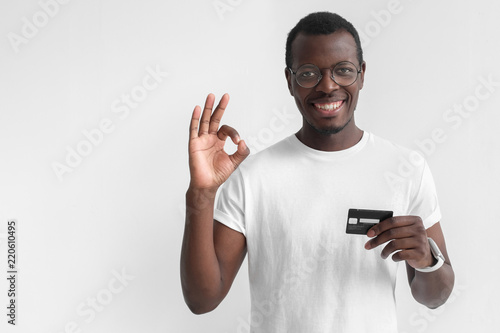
[285,12,364,68]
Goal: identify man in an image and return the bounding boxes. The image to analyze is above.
[181,12,454,332]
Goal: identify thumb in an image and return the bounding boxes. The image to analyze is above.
[229,139,250,168]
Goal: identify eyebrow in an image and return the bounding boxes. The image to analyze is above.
[294,60,359,69]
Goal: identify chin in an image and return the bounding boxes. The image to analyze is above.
[309,113,353,135]
[312,125,346,135]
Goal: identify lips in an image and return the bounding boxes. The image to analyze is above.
[313,100,344,111]
[312,99,345,115]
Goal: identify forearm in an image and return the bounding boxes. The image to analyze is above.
[409,262,455,309]
[180,187,223,314]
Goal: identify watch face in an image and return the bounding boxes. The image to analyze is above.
[428,238,442,256]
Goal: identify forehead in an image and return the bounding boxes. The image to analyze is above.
[291,30,358,68]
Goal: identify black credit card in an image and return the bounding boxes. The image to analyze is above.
[345,208,393,235]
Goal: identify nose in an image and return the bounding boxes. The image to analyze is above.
[315,69,340,94]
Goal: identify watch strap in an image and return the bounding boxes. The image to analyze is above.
[415,237,445,273]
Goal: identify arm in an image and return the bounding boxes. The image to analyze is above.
[406,222,455,308]
[365,217,455,309]
[180,93,250,314]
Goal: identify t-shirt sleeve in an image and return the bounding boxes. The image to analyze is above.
[407,159,442,229]
[213,168,246,235]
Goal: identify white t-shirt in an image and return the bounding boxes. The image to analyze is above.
[214,131,441,333]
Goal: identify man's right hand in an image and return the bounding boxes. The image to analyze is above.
[182,93,249,314]
[188,93,250,191]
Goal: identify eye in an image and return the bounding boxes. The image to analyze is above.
[299,71,319,79]
[335,67,354,76]
[333,62,357,77]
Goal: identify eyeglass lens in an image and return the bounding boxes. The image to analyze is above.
[295,62,359,88]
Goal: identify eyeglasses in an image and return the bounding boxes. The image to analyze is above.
[288,61,362,88]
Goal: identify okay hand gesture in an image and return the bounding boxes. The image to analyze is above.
[188,93,250,192]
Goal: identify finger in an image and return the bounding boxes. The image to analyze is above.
[189,105,201,140]
[391,249,421,263]
[216,125,250,168]
[209,93,229,134]
[367,216,418,238]
[365,225,415,250]
[217,124,241,144]
[380,238,415,259]
[229,139,250,168]
[199,93,215,135]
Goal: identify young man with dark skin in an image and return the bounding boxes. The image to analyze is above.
[181,12,454,332]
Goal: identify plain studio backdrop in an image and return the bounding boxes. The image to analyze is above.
[1,0,499,332]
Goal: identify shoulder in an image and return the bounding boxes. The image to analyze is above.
[366,132,425,165]
[367,132,412,154]
[238,135,297,171]
[366,133,430,187]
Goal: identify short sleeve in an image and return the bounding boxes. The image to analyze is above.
[214,168,246,235]
[407,159,442,229]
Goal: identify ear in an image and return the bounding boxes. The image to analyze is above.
[359,61,366,90]
[285,67,294,96]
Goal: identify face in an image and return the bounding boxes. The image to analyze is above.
[285,30,366,135]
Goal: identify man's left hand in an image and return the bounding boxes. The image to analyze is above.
[364,216,434,269]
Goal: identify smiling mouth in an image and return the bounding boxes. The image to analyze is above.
[313,100,345,112]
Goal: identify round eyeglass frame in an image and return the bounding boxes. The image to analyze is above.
[288,61,362,88]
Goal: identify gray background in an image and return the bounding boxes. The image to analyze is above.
[1,0,499,332]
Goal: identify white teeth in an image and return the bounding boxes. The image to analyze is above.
[314,101,343,111]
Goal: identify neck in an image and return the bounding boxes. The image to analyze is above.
[295,119,363,152]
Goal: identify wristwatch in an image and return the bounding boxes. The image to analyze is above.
[415,238,445,273]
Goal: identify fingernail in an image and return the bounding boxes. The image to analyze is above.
[367,230,375,237]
